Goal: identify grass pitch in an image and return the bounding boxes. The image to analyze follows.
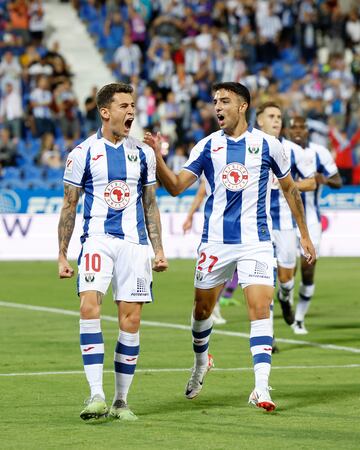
[1,258,360,449]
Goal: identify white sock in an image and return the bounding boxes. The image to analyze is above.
[113,330,140,404]
[278,278,294,303]
[191,315,213,368]
[295,283,314,322]
[250,319,273,391]
[79,319,105,399]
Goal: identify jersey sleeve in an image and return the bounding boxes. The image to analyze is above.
[183,139,208,177]
[63,145,87,187]
[295,150,315,179]
[317,147,338,177]
[269,137,291,179]
[143,146,156,186]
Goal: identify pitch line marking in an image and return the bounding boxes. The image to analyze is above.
[1,365,360,377]
[1,300,360,354]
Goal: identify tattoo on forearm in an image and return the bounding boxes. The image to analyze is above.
[143,186,163,254]
[58,184,80,257]
[289,186,306,228]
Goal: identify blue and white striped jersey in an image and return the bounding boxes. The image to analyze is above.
[301,141,338,226]
[270,137,315,231]
[63,129,156,245]
[183,127,290,244]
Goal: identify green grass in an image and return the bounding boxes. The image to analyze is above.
[1,258,360,449]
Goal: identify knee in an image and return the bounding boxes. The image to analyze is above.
[80,302,100,319]
[193,302,212,321]
[120,312,141,333]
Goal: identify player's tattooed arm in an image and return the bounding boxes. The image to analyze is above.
[143,185,168,272]
[142,184,164,254]
[58,183,81,258]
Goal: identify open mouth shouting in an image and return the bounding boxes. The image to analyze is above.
[217,114,225,127]
[124,117,134,133]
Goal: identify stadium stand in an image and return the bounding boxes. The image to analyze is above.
[0,0,360,188]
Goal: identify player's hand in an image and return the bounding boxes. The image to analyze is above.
[315,172,327,186]
[182,216,193,234]
[143,131,162,156]
[300,236,316,265]
[152,253,168,272]
[58,256,75,278]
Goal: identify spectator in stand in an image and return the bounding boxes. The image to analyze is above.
[36,131,62,169]
[136,85,157,129]
[7,0,29,45]
[28,0,45,46]
[0,50,22,93]
[127,2,146,53]
[54,79,80,142]
[147,41,175,94]
[0,127,17,169]
[171,64,198,131]
[256,2,282,64]
[157,91,181,145]
[28,55,54,88]
[0,81,23,139]
[166,143,188,174]
[345,8,360,50]
[112,34,142,83]
[29,75,54,137]
[84,85,101,136]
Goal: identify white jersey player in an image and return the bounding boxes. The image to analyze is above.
[58,83,168,422]
[145,82,316,412]
[288,116,342,334]
[256,102,316,328]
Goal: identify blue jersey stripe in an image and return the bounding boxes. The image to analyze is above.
[82,149,94,238]
[270,190,280,230]
[104,143,126,237]
[137,148,149,244]
[223,139,245,243]
[201,140,215,243]
[257,139,271,240]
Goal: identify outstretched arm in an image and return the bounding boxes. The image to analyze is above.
[315,172,342,189]
[58,183,81,278]
[143,132,197,196]
[142,184,168,272]
[279,173,316,264]
[183,180,206,233]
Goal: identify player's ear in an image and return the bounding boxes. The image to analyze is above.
[99,107,110,121]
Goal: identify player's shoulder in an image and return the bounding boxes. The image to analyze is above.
[68,133,98,158]
[309,141,330,156]
[196,130,222,150]
[252,127,281,148]
[281,137,302,152]
[126,135,154,157]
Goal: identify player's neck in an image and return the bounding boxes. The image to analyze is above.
[102,127,126,145]
[226,119,248,139]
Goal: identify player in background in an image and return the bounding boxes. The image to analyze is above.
[58,83,168,422]
[256,103,316,328]
[145,82,316,412]
[288,116,342,334]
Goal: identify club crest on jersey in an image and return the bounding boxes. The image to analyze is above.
[85,273,95,282]
[221,163,249,191]
[127,153,138,162]
[104,180,130,210]
[247,144,260,154]
[195,271,204,281]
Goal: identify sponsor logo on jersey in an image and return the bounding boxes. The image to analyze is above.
[65,158,73,173]
[212,146,224,152]
[221,163,249,191]
[248,260,270,279]
[85,273,95,282]
[92,154,104,161]
[104,180,130,210]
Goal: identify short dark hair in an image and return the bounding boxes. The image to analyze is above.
[96,82,134,110]
[256,101,282,117]
[212,82,251,108]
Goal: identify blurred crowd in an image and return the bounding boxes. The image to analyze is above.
[1,0,360,187]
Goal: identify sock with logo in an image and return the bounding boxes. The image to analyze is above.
[295,282,315,322]
[250,318,273,391]
[191,315,213,368]
[278,278,294,303]
[113,330,140,404]
[80,319,105,399]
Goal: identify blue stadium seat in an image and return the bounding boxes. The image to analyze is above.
[22,165,44,181]
[2,167,22,180]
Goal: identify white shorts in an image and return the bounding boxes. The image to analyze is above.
[194,241,276,289]
[78,235,153,302]
[272,229,297,269]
